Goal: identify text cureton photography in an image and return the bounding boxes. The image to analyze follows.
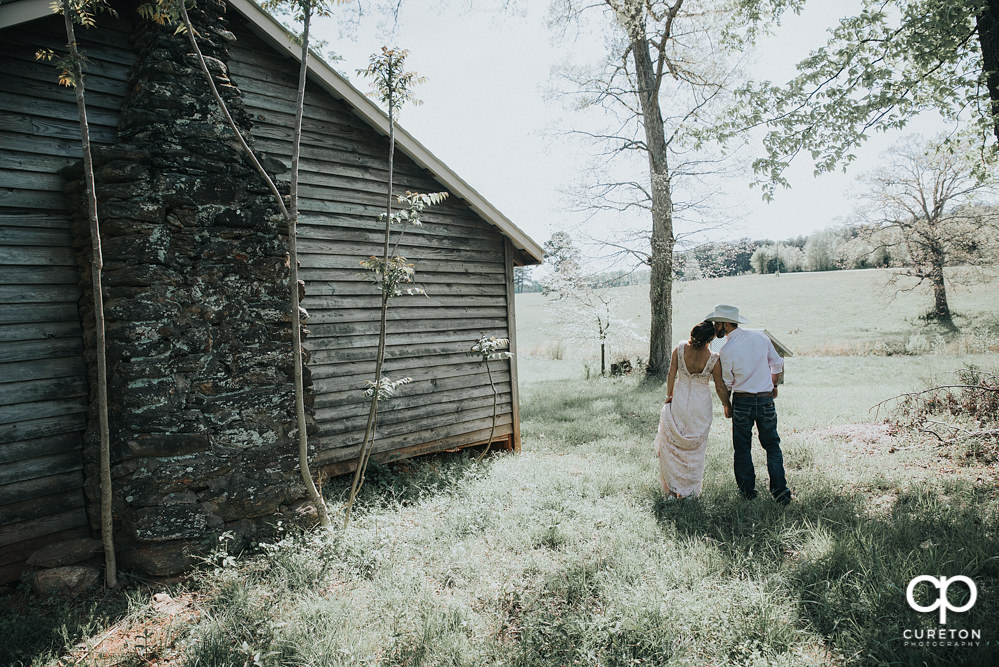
[903,575,985,649]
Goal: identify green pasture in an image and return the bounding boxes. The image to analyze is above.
[517,267,999,360]
[5,268,998,666]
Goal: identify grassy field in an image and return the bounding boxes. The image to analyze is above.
[4,269,998,666]
[517,267,999,361]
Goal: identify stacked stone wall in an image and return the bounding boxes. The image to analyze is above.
[67,0,312,575]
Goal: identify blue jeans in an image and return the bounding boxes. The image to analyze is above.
[731,394,789,500]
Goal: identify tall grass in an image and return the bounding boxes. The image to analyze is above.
[133,357,997,666]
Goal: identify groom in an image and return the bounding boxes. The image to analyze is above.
[705,305,792,505]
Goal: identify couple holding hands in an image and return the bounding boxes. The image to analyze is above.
[654,304,792,505]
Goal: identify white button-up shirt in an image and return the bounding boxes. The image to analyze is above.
[718,327,784,393]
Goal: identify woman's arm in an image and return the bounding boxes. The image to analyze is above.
[665,346,678,403]
[712,359,731,418]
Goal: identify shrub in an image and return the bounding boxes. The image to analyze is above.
[891,366,999,460]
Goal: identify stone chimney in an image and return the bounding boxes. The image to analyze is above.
[68,0,313,575]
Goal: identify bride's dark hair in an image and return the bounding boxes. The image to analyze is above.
[689,320,715,349]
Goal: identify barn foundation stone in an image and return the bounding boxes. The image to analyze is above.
[67,0,315,576]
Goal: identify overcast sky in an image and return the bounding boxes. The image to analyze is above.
[311,2,951,260]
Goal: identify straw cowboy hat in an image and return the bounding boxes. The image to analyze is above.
[704,304,750,324]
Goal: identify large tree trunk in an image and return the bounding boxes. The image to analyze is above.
[976,0,999,144]
[630,35,674,378]
[930,252,951,321]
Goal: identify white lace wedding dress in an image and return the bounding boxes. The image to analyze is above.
[654,341,719,497]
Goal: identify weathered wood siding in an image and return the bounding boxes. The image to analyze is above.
[228,21,515,472]
[0,13,134,583]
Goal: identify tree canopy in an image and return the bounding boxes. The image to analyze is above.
[729,0,999,196]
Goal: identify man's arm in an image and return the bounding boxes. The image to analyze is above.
[766,339,784,398]
[713,361,731,418]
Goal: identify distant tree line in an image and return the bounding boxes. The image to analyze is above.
[672,228,894,279]
[674,213,999,280]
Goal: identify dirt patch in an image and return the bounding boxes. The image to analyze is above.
[808,422,998,489]
[55,592,199,666]
[812,423,896,449]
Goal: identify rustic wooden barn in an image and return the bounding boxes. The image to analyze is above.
[0,0,542,584]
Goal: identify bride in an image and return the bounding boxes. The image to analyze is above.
[654,321,731,498]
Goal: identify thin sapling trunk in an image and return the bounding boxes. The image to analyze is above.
[344,98,395,530]
[59,0,118,588]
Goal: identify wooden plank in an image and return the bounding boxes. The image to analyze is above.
[0,114,114,145]
[0,188,69,210]
[304,294,505,314]
[305,280,506,298]
[0,244,76,266]
[0,337,83,364]
[300,266,506,286]
[315,384,512,425]
[301,253,504,276]
[306,305,508,325]
[0,355,87,383]
[0,413,86,447]
[306,326,509,352]
[317,398,513,446]
[0,126,85,156]
[505,238,522,452]
[296,203,496,235]
[0,49,131,87]
[0,375,87,408]
[0,71,127,114]
[0,397,88,427]
[0,449,85,488]
[298,239,504,265]
[320,425,514,478]
[308,352,484,380]
[3,19,135,68]
[297,220,501,251]
[0,148,83,175]
[316,413,513,464]
[316,376,510,421]
[0,266,80,287]
[251,129,433,180]
[0,167,66,195]
[306,317,506,338]
[315,371,510,409]
[0,488,86,527]
[0,303,80,325]
[0,321,81,342]
[0,431,82,465]
[0,88,121,128]
[292,197,484,227]
[312,360,509,395]
[0,226,73,248]
[0,507,90,548]
[0,283,80,305]
[308,339,500,366]
[297,223,503,254]
[0,211,72,230]
[0,469,84,507]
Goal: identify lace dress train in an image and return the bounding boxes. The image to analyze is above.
[654,342,718,497]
